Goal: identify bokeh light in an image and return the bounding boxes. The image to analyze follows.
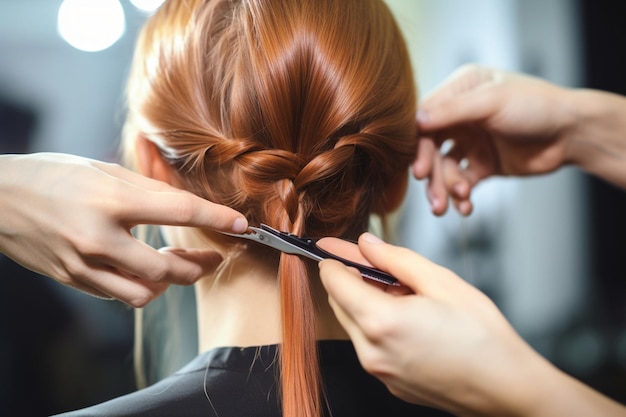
[57,0,125,52]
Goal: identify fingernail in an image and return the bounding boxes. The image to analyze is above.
[362,232,384,244]
[232,217,248,233]
[416,109,429,124]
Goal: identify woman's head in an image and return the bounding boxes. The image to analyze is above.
[124,0,416,415]
[124,0,416,240]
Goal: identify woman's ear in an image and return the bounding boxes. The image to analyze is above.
[135,136,177,185]
[374,170,409,214]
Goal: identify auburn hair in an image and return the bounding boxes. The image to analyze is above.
[123,0,416,416]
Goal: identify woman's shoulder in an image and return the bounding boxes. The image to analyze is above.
[51,345,281,417]
[52,342,453,417]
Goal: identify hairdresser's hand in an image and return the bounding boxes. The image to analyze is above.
[0,153,248,307]
[319,235,626,417]
[415,64,578,216]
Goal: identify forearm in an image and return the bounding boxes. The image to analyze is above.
[527,364,626,417]
[464,349,626,417]
[565,89,626,189]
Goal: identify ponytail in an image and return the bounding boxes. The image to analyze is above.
[279,250,321,417]
[273,188,323,417]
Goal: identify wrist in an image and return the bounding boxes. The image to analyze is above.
[0,154,20,249]
[564,89,606,167]
[484,347,551,417]
[452,335,556,417]
[565,89,626,187]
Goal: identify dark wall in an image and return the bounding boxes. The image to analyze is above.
[579,0,626,402]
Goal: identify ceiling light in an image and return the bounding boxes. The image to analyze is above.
[57,0,126,52]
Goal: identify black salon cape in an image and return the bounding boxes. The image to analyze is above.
[54,340,454,417]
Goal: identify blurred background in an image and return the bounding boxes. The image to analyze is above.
[1,0,625,415]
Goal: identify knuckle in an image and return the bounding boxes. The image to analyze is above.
[360,313,394,342]
[126,281,169,308]
[75,238,106,259]
[145,260,170,283]
[104,187,128,219]
[73,236,107,259]
[127,291,153,308]
[170,197,195,224]
[62,257,90,282]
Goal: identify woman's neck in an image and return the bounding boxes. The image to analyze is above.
[160,226,349,354]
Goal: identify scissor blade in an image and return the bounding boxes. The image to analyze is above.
[222,227,321,261]
[221,225,399,286]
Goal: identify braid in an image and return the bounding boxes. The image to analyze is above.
[164,127,409,239]
[276,179,302,226]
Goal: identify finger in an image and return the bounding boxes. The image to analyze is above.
[118,187,248,233]
[412,136,449,215]
[317,238,404,292]
[450,195,473,217]
[356,233,463,299]
[418,85,499,133]
[426,146,448,216]
[158,247,224,276]
[441,157,470,199]
[324,291,375,360]
[319,261,371,342]
[412,136,435,180]
[96,236,222,286]
[316,237,372,266]
[319,259,393,324]
[441,158,473,216]
[79,267,168,308]
[450,195,474,217]
[95,162,248,232]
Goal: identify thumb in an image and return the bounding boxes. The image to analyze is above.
[417,90,494,133]
[357,233,458,299]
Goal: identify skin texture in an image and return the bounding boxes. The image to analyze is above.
[319,234,626,417]
[414,64,626,215]
[0,152,247,307]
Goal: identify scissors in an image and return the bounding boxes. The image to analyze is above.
[221,224,399,286]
